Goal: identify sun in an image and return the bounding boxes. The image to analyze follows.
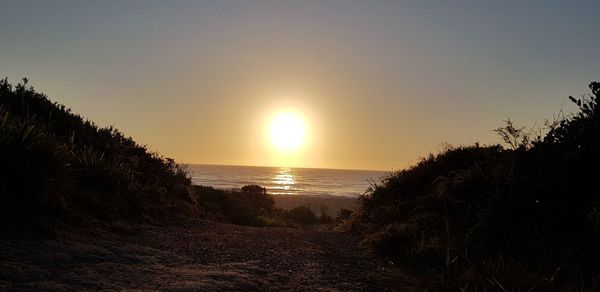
[267,111,307,152]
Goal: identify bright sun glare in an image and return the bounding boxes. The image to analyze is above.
[267,111,307,152]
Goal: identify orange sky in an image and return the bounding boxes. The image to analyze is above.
[2,1,598,170]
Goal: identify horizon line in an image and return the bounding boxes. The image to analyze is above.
[180,162,392,173]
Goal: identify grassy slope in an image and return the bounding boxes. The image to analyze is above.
[0,78,197,223]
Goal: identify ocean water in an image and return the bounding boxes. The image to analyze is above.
[187,164,388,197]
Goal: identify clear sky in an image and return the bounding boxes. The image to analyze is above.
[1,1,599,170]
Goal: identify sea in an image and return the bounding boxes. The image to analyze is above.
[187,164,388,197]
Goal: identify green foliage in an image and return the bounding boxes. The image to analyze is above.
[0,78,196,222]
[353,82,600,291]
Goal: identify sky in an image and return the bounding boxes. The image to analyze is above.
[1,0,599,170]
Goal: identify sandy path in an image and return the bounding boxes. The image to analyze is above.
[0,220,413,291]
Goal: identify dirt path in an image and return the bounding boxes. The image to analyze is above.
[1,220,413,291]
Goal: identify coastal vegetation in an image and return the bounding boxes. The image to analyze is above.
[0,78,197,224]
[351,82,600,290]
[192,185,345,226]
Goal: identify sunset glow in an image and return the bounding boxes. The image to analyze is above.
[2,1,598,170]
[267,111,307,153]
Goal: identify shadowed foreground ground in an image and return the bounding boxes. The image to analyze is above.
[0,220,412,291]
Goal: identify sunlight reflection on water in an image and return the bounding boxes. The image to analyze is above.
[189,164,386,197]
[271,168,295,192]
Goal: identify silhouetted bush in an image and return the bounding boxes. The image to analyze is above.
[286,206,319,225]
[0,78,197,224]
[193,184,275,226]
[241,184,266,194]
[239,184,275,211]
[352,82,600,291]
[193,185,340,227]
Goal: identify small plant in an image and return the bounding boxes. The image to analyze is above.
[493,118,535,150]
[286,206,319,225]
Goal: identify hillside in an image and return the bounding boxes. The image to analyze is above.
[351,82,600,291]
[0,78,197,223]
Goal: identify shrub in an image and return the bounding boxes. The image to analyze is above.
[0,78,197,223]
[193,184,275,227]
[286,206,319,225]
[352,82,600,290]
[239,184,275,211]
